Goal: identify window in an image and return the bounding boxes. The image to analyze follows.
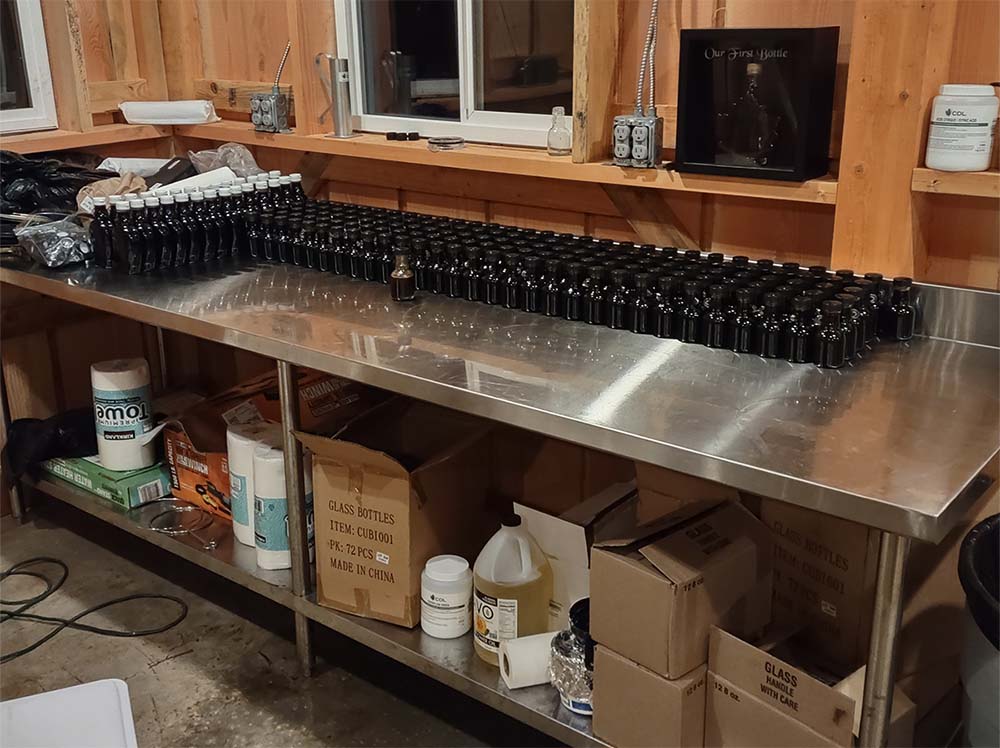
[336,0,574,147]
[0,0,57,134]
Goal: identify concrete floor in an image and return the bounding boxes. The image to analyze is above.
[1,503,555,747]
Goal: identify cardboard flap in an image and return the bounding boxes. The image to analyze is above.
[594,499,722,550]
[709,627,856,746]
[560,480,637,527]
[835,666,916,739]
[295,430,409,478]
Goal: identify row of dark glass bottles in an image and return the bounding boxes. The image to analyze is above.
[88,175,306,274]
[89,184,915,369]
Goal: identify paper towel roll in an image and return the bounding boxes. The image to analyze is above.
[253,444,313,570]
[227,421,283,547]
[500,632,558,690]
[91,358,156,471]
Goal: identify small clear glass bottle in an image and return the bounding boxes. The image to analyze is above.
[547,106,571,157]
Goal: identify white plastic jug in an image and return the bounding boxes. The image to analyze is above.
[473,514,553,666]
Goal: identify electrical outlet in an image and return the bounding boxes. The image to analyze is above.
[250,91,291,133]
[611,114,664,168]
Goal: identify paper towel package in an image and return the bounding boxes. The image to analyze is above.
[164,369,386,518]
[227,421,284,547]
[91,359,157,471]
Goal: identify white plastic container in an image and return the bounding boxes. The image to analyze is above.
[473,514,553,666]
[420,555,473,639]
[925,84,998,172]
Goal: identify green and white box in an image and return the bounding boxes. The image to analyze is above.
[41,455,171,509]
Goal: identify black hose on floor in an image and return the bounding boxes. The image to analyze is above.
[0,557,188,663]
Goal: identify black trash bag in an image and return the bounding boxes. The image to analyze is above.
[3,409,98,479]
[960,513,1000,650]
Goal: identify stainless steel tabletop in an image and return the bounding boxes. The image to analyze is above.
[4,263,997,543]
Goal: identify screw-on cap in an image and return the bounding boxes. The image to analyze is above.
[501,513,522,528]
[175,192,189,202]
[268,170,281,178]
[144,197,158,206]
[423,554,470,583]
[289,173,302,183]
[218,187,231,197]
[116,201,131,211]
[128,198,144,208]
[160,195,174,205]
[267,179,280,188]
[241,183,254,193]
[204,189,217,198]
[255,182,267,191]
[191,191,204,201]
[279,176,291,185]
[92,196,107,206]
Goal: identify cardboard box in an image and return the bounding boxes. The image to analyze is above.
[706,627,915,747]
[590,500,772,678]
[41,456,171,509]
[593,646,706,748]
[490,428,635,516]
[635,461,740,522]
[164,369,386,517]
[515,480,638,630]
[300,399,497,628]
[755,472,998,716]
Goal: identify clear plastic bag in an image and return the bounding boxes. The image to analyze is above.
[186,142,264,178]
[13,214,92,267]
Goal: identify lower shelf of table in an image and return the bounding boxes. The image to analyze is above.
[26,477,605,748]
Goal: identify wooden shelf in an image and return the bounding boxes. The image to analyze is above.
[911,167,1000,199]
[175,121,839,205]
[1,124,171,154]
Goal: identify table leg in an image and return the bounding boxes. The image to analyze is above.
[858,532,910,747]
[277,359,315,676]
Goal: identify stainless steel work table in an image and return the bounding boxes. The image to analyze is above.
[3,262,998,747]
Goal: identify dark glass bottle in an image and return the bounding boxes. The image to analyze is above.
[521,256,543,313]
[155,196,179,269]
[202,190,222,261]
[607,268,631,330]
[138,198,160,272]
[562,262,585,321]
[483,249,504,305]
[864,271,888,311]
[731,255,750,269]
[288,219,305,265]
[218,188,236,257]
[289,173,306,202]
[886,279,915,341]
[464,247,483,302]
[785,296,814,363]
[815,300,847,369]
[542,258,563,317]
[502,252,523,309]
[345,228,362,277]
[428,242,448,294]
[167,195,191,268]
[834,293,861,359]
[849,279,878,345]
[412,238,430,289]
[754,292,784,358]
[273,215,292,264]
[729,288,754,353]
[445,245,465,298]
[653,276,677,338]
[112,203,142,274]
[630,272,654,334]
[90,197,114,269]
[702,285,730,349]
[584,266,606,325]
[684,249,702,262]
[377,233,395,284]
[361,232,381,281]
[706,252,724,266]
[834,269,856,283]
[390,253,416,301]
[679,281,704,343]
[756,259,774,273]
[808,265,828,279]
[236,184,254,256]
[781,262,800,275]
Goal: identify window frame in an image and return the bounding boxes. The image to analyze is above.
[334,0,571,148]
[0,0,58,134]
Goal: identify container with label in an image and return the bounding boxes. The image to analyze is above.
[925,84,998,172]
[420,555,472,639]
[473,514,553,666]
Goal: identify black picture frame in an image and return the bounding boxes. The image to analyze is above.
[673,27,840,182]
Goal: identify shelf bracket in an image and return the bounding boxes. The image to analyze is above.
[602,184,698,249]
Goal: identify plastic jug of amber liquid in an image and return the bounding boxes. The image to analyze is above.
[473,514,553,666]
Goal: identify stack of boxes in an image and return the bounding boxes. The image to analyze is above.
[589,498,773,747]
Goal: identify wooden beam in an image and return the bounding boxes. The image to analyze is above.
[602,184,698,248]
[88,78,148,112]
[106,0,140,80]
[831,0,959,278]
[193,79,293,114]
[286,0,336,135]
[134,0,168,100]
[39,0,92,130]
[157,0,204,100]
[911,168,1000,199]
[572,0,620,163]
